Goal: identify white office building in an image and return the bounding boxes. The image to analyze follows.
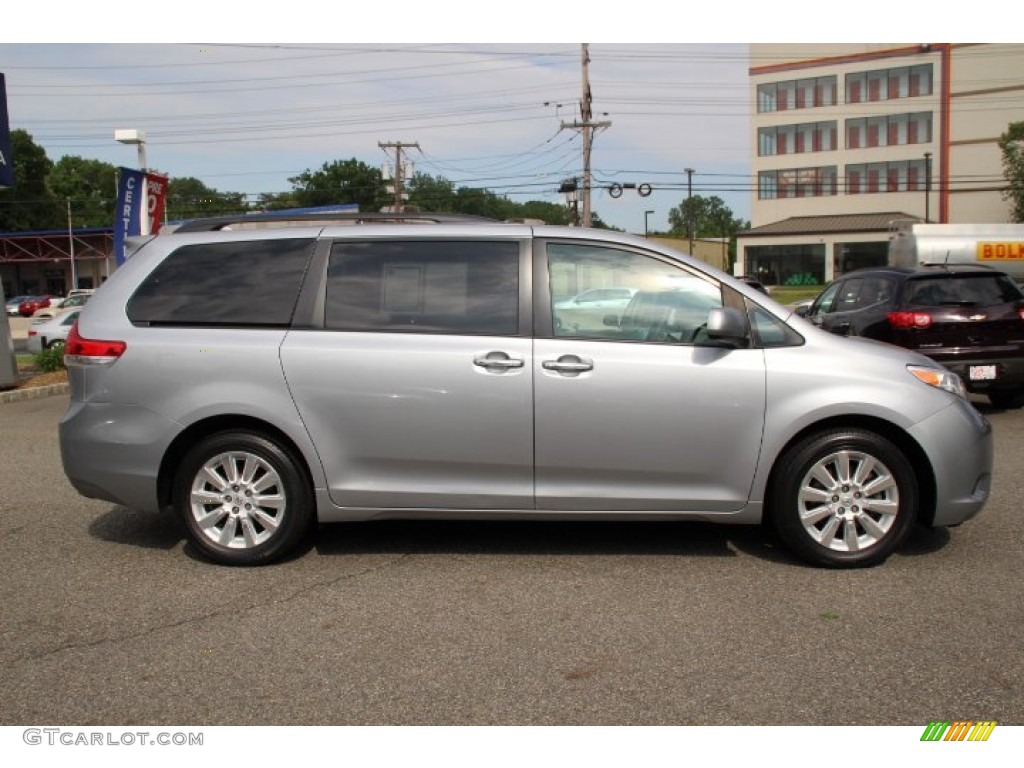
[738,43,1024,285]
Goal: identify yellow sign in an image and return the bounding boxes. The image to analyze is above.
[977,242,1024,260]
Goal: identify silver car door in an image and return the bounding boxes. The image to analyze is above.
[535,240,767,512]
[282,237,533,510]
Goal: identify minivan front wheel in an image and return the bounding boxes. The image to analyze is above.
[173,431,312,566]
[771,429,918,568]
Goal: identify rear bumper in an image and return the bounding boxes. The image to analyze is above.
[907,397,993,527]
[59,401,178,513]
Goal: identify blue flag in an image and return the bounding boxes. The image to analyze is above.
[113,167,146,265]
[0,73,13,189]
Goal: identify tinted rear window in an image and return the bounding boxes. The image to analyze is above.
[127,238,316,326]
[902,274,1023,308]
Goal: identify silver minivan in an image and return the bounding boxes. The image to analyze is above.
[59,214,993,568]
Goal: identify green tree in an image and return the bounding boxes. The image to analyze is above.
[406,172,457,212]
[517,200,572,225]
[452,186,516,220]
[288,158,386,211]
[998,120,1024,222]
[256,190,302,211]
[667,194,748,267]
[587,211,621,231]
[668,195,747,239]
[49,156,119,228]
[0,129,62,231]
[166,176,247,221]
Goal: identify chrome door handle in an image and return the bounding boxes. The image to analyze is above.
[542,356,594,374]
[473,352,525,370]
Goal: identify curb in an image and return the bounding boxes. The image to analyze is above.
[0,382,70,404]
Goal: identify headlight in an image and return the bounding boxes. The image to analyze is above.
[908,365,968,399]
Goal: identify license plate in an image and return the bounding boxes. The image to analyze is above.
[970,365,998,381]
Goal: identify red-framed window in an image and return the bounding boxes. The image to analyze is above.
[887,168,900,192]
[848,125,861,149]
[907,166,920,191]
[867,123,880,148]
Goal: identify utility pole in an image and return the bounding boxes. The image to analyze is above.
[379,141,420,213]
[560,44,611,227]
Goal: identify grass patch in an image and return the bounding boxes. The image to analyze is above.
[769,285,824,305]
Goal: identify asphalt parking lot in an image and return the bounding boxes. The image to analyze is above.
[0,393,1021,726]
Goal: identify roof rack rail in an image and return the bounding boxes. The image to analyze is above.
[173,211,499,233]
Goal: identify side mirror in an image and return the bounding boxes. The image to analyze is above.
[704,307,747,345]
[603,314,620,327]
[795,305,810,317]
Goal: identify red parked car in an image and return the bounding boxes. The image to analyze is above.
[17,296,53,317]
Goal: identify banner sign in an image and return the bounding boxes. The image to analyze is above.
[0,73,13,189]
[113,167,146,265]
[146,171,169,234]
[113,168,170,265]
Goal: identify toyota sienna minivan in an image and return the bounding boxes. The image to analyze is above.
[59,213,993,568]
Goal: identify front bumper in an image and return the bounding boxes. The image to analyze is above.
[907,396,993,527]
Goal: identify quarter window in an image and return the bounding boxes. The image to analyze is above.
[127,238,316,326]
[325,241,519,335]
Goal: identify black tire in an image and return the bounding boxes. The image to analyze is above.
[770,429,918,568]
[173,431,313,566]
[988,389,1024,409]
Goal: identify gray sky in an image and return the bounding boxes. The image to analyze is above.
[2,6,991,232]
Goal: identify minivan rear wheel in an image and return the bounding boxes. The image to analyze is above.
[173,431,312,566]
[771,429,918,568]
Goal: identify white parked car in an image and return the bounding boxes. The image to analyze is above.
[32,293,91,320]
[553,287,637,334]
[27,309,81,353]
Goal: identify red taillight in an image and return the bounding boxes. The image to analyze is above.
[1019,308,1024,321]
[888,311,932,329]
[28,330,38,337]
[64,324,126,366]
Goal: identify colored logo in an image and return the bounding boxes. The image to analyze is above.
[921,721,997,741]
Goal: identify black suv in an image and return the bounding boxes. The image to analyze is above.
[803,264,1024,408]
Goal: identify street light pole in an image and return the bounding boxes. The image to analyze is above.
[115,129,150,236]
[66,199,77,293]
[684,167,695,253]
[924,152,932,223]
[644,210,654,239]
